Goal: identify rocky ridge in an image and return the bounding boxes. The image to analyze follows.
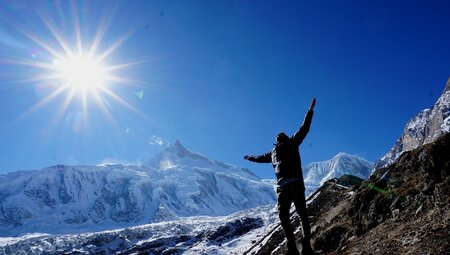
[254,132,450,254]
[375,78,450,168]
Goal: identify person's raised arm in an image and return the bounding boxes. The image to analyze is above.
[309,97,316,112]
[244,152,272,163]
[292,98,316,146]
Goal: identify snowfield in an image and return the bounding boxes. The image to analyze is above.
[0,204,279,255]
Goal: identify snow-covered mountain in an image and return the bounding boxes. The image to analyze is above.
[0,141,276,237]
[303,152,373,193]
[375,78,450,168]
[0,141,375,254]
[0,152,375,255]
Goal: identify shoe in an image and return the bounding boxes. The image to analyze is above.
[286,242,300,255]
[285,248,301,255]
[300,238,315,255]
[300,245,315,255]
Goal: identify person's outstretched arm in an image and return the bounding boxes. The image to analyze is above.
[292,98,316,146]
[244,152,272,163]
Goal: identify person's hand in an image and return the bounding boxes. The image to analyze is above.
[309,98,316,111]
[244,155,251,160]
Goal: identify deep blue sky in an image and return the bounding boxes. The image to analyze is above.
[0,1,449,179]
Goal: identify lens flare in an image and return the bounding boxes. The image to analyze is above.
[134,90,144,99]
[1,1,150,132]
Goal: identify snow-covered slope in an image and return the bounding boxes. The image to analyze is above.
[375,78,450,168]
[0,141,276,237]
[0,204,279,255]
[303,153,373,193]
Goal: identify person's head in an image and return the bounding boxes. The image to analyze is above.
[276,132,289,144]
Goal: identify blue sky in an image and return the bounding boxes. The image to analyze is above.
[0,1,449,179]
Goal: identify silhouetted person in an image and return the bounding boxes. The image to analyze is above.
[244,98,316,255]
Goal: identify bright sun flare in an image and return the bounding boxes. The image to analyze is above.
[53,54,107,91]
[4,2,148,131]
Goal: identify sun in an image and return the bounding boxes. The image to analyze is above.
[53,54,108,92]
[0,2,154,133]
[0,1,152,132]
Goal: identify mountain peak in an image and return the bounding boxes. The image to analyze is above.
[303,153,373,193]
[445,76,450,92]
[173,139,184,148]
[375,78,450,169]
[333,152,352,158]
[156,140,196,160]
[333,152,370,163]
[170,140,189,155]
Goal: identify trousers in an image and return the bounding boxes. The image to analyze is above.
[276,180,312,250]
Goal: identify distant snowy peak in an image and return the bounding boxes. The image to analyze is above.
[0,142,275,236]
[149,140,216,168]
[166,140,200,159]
[148,140,259,180]
[375,78,450,169]
[303,153,373,191]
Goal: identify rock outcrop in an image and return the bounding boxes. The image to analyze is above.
[254,133,450,254]
[375,78,450,168]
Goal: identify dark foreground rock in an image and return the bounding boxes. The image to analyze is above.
[254,133,450,255]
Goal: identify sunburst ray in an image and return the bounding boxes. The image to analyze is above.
[1,1,151,134]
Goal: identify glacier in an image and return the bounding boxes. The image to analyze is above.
[0,204,279,255]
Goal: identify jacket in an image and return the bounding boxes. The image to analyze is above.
[247,110,314,186]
